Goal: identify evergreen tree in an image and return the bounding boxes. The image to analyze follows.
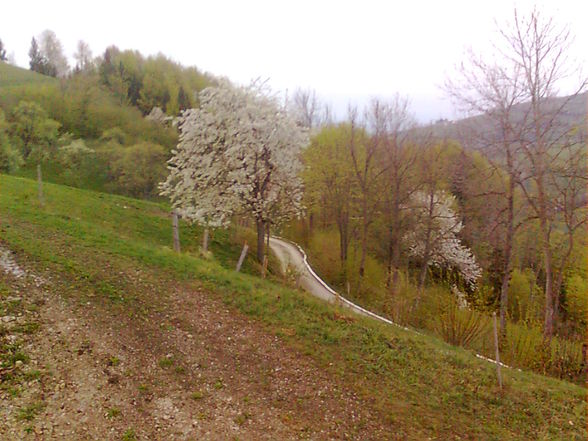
[177,86,190,111]
[0,39,7,62]
[29,37,56,76]
[29,38,43,71]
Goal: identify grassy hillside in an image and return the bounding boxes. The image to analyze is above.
[0,174,585,440]
[0,62,56,87]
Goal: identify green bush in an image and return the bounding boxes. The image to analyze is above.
[107,141,168,198]
[435,295,490,347]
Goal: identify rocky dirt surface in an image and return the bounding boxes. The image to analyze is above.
[0,246,391,440]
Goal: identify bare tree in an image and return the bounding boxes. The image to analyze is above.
[74,40,94,72]
[349,104,385,279]
[291,88,331,131]
[372,96,420,293]
[38,30,69,77]
[499,8,587,338]
[447,7,586,339]
[445,53,528,336]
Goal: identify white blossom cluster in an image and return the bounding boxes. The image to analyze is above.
[406,191,482,288]
[160,82,308,229]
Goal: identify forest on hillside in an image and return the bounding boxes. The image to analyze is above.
[0,8,586,385]
[0,31,213,197]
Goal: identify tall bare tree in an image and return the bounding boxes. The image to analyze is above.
[447,8,586,338]
[349,104,385,279]
[372,96,420,293]
[500,8,587,338]
[290,88,331,131]
[445,53,528,336]
[38,30,69,77]
[73,40,94,73]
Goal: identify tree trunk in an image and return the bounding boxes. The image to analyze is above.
[419,261,429,291]
[554,231,574,324]
[540,219,554,339]
[172,210,181,253]
[359,200,368,278]
[390,238,401,293]
[418,191,435,291]
[266,223,270,251]
[37,163,44,205]
[336,215,349,265]
[386,209,402,294]
[256,218,265,263]
[499,176,515,338]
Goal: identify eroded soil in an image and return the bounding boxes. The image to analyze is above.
[0,247,391,440]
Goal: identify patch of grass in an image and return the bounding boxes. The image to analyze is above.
[0,63,56,88]
[106,407,121,419]
[108,356,120,367]
[158,357,174,368]
[1,345,29,369]
[14,322,40,335]
[17,401,45,421]
[213,378,224,390]
[23,369,42,381]
[121,428,137,441]
[191,390,204,400]
[234,412,251,426]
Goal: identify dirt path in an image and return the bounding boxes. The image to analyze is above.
[0,246,393,440]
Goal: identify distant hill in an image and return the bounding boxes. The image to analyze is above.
[428,91,587,149]
[0,61,56,87]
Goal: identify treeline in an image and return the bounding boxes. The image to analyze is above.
[285,8,586,381]
[0,30,214,197]
[288,91,585,380]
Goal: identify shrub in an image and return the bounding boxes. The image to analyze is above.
[107,141,168,197]
[503,322,584,382]
[434,294,490,347]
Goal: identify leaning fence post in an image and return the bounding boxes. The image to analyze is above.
[236,241,249,272]
[493,312,503,390]
[202,228,209,252]
[37,163,44,205]
[172,210,180,253]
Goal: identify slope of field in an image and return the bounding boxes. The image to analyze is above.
[0,175,585,440]
[0,62,56,87]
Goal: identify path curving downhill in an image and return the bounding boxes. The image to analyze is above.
[269,236,515,370]
[268,236,412,331]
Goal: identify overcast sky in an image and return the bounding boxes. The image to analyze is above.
[2,0,587,122]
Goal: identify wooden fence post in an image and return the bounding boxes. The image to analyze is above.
[236,241,249,272]
[172,210,180,253]
[202,228,209,252]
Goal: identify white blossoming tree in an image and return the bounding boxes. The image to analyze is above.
[406,190,482,291]
[160,82,308,262]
